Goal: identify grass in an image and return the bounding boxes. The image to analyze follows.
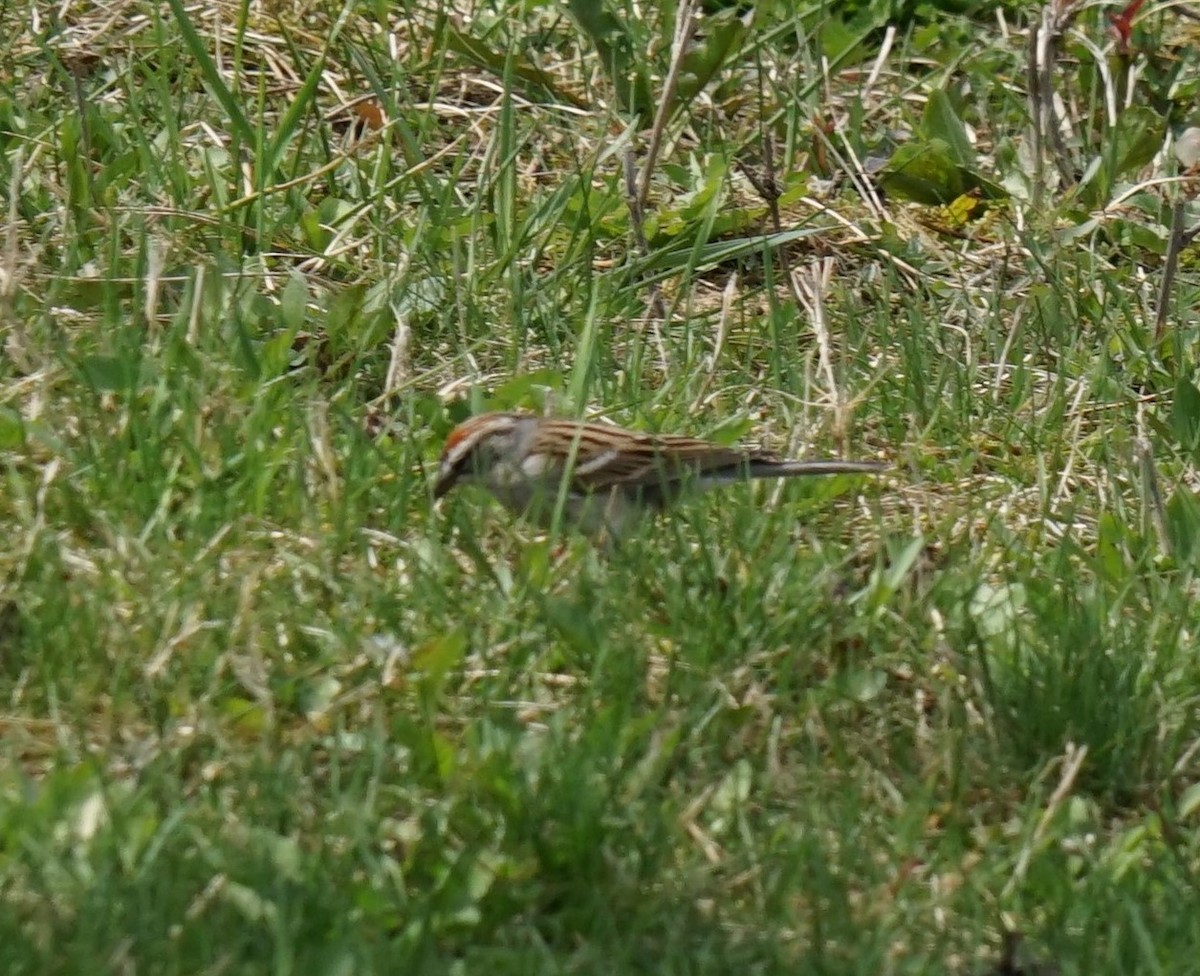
[2,0,1200,972]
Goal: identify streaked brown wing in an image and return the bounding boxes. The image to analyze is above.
[530,421,756,491]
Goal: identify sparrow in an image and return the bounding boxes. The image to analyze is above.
[433,411,887,538]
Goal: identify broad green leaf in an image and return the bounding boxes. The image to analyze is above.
[941,192,986,225]
[968,582,1025,642]
[564,0,652,119]
[541,596,599,657]
[706,415,754,446]
[413,630,468,715]
[636,225,828,276]
[491,371,565,411]
[1096,513,1130,582]
[879,139,966,205]
[1169,377,1200,453]
[675,8,751,104]
[299,676,341,723]
[1113,106,1165,180]
[79,355,139,391]
[221,881,278,925]
[412,629,467,685]
[846,668,889,702]
[444,24,585,109]
[818,15,874,66]
[1166,487,1200,564]
[1181,781,1200,818]
[923,90,974,166]
[280,271,308,332]
[882,535,926,591]
[710,759,753,821]
[0,407,25,449]
[221,697,269,737]
[425,728,457,781]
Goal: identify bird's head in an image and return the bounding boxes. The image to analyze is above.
[433,412,530,498]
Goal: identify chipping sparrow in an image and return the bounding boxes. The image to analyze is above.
[434,411,887,538]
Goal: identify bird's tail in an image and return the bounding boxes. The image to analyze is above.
[746,459,888,479]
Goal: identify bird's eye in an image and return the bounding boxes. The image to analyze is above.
[455,443,489,476]
[477,436,507,466]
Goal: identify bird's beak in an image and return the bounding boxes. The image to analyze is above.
[433,464,458,499]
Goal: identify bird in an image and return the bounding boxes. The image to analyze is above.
[433,411,887,539]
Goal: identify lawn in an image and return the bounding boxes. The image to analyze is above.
[2,0,1200,972]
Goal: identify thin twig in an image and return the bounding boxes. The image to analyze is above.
[624,149,651,256]
[1026,23,1044,210]
[382,310,412,403]
[693,271,738,408]
[1005,743,1088,897]
[1066,28,1116,126]
[1029,0,1085,196]
[626,4,698,327]
[829,126,889,222]
[864,25,895,89]
[0,147,29,371]
[142,236,167,332]
[794,258,847,448]
[636,0,699,216]
[1155,197,1187,341]
[1137,402,1170,553]
[1,148,20,306]
[1037,11,1075,187]
[624,148,667,321]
